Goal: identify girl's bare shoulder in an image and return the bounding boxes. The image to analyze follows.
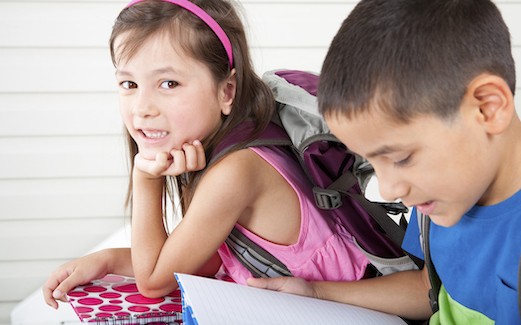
[202,148,268,193]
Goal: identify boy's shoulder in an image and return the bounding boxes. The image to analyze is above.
[429,195,521,323]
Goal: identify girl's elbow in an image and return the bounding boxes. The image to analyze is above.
[135,278,178,298]
[137,287,164,299]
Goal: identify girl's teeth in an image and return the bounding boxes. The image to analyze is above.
[143,131,167,139]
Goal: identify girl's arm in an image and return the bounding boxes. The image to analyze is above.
[131,149,262,298]
[248,267,433,320]
[43,143,209,307]
[43,247,133,309]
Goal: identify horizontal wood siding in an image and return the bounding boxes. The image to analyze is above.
[3,1,521,323]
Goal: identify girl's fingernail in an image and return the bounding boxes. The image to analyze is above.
[52,290,62,299]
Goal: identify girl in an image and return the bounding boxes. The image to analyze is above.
[43,0,369,308]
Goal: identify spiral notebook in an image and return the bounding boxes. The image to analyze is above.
[67,274,183,324]
[175,273,407,325]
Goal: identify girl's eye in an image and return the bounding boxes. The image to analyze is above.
[120,81,137,89]
[160,80,179,89]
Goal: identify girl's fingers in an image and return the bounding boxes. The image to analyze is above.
[134,141,206,177]
[165,149,187,175]
[42,276,62,309]
[42,267,76,309]
[134,152,171,176]
[193,140,206,170]
[182,140,206,171]
[51,270,89,303]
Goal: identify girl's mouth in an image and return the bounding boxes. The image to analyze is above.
[141,130,169,139]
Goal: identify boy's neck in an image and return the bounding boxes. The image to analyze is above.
[482,113,521,205]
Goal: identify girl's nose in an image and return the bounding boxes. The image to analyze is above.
[133,91,160,118]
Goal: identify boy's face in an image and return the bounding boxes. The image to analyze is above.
[326,109,496,227]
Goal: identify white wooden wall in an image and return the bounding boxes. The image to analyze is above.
[1,1,521,323]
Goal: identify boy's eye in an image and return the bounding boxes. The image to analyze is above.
[394,154,412,167]
[120,81,137,89]
[160,80,179,89]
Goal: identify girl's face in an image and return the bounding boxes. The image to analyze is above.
[114,32,234,160]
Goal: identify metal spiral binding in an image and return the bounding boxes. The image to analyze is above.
[93,311,183,325]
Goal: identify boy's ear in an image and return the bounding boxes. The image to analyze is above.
[466,73,515,134]
[220,69,237,116]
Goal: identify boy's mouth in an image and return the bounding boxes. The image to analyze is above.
[415,201,436,216]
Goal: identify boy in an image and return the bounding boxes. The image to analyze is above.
[249,0,521,323]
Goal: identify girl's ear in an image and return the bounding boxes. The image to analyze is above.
[466,73,515,135]
[220,69,237,116]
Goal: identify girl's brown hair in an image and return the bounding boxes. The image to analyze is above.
[109,0,275,217]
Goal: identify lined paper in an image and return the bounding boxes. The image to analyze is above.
[175,273,406,325]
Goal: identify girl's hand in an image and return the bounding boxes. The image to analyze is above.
[134,140,206,177]
[42,249,130,309]
[247,276,318,298]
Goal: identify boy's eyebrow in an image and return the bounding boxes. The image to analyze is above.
[366,145,401,159]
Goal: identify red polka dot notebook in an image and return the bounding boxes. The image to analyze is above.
[66,274,183,324]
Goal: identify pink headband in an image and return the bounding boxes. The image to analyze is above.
[125,0,234,68]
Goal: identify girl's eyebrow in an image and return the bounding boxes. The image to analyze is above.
[115,69,131,77]
[152,67,181,75]
[115,67,182,77]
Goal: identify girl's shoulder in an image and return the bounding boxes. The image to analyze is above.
[199,148,268,198]
[208,148,265,178]
[185,148,269,227]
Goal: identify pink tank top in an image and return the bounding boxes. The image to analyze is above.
[216,146,369,285]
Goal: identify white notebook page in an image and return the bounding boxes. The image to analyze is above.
[176,273,407,325]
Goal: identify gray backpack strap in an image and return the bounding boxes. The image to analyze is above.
[325,171,408,247]
[225,227,293,278]
[210,122,294,279]
[207,121,292,170]
[418,212,441,313]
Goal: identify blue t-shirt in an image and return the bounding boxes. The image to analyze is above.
[402,189,521,324]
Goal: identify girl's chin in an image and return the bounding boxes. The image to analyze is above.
[136,143,182,160]
[138,149,162,160]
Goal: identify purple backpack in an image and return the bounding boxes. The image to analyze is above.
[211,70,420,278]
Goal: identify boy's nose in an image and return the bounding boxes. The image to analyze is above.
[376,170,409,203]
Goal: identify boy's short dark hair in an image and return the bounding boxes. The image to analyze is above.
[318,0,516,122]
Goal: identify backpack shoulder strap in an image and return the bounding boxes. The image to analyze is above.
[208,121,292,168]
[327,172,408,247]
[208,122,294,278]
[225,227,293,278]
[418,212,441,313]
